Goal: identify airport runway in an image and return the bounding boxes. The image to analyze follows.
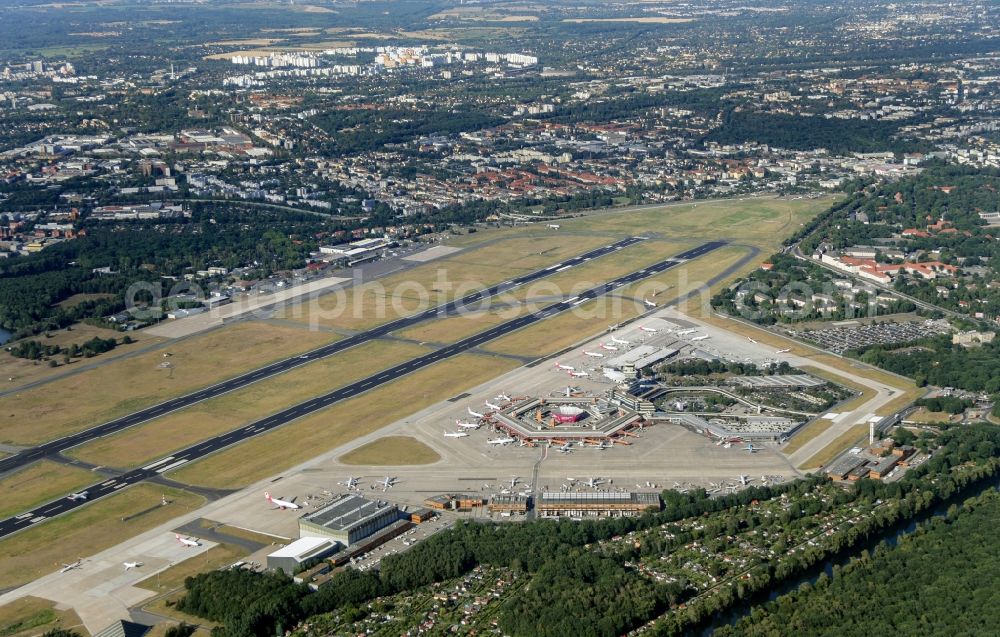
[0,236,646,478]
[0,240,723,539]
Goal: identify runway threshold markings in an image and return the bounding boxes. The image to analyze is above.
[0,240,723,539]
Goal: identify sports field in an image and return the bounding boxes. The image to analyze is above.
[170,352,519,488]
[68,340,431,469]
[339,436,441,466]
[0,484,203,589]
[0,322,336,446]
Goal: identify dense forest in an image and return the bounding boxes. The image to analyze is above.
[851,334,1000,392]
[714,488,1000,637]
[705,110,920,154]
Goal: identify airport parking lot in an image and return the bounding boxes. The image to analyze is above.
[799,319,952,354]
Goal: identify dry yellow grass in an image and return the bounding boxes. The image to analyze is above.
[484,246,750,358]
[339,436,441,466]
[781,419,835,455]
[170,353,519,488]
[278,233,610,331]
[0,321,335,446]
[394,309,513,344]
[0,461,96,519]
[800,424,871,470]
[0,323,160,391]
[0,484,203,589]
[906,407,957,424]
[69,340,430,469]
[0,596,88,637]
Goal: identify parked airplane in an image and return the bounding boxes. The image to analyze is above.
[468,406,485,419]
[585,477,604,488]
[456,419,480,429]
[443,430,469,438]
[496,393,512,402]
[556,442,573,453]
[747,336,757,343]
[341,476,360,489]
[554,362,575,371]
[607,323,620,331]
[567,370,589,378]
[484,400,502,412]
[265,492,301,510]
[123,561,142,571]
[380,477,398,490]
[691,334,710,342]
[582,350,604,358]
[611,335,631,345]
[509,476,519,488]
[775,348,791,354]
[67,491,88,501]
[736,475,751,486]
[176,534,201,548]
[675,328,697,336]
[547,224,560,229]
[643,298,656,308]
[639,325,658,333]
[599,342,619,351]
[744,443,758,454]
[60,560,82,573]
[487,436,515,445]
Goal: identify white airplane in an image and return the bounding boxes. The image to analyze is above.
[547,224,560,229]
[691,334,710,342]
[265,492,300,510]
[610,335,631,345]
[607,323,620,331]
[60,559,82,573]
[747,336,757,343]
[468,406,485,419]
[585,477,603,488]
[737,475,751,486]
[675,328,697,336]
[744,444,758,454]
[341,476,360,489]
[456,419,480,429]
[123,561,142,571]
[775,348,791,354]
[554,362,575,371]
[509,476,519,488]
[487,436,515,445]
[582,350,604,358]
[176,534,201,548]
[599,342,619,351]
[643,298,656,308]
[556,442,573,453]
[67,491,88,501]
[496,393,512,402]
[567,370,589,378]
[484,400,502,412]
[380,476,398,489]
[444,430,469,438]
[639,325,658,333]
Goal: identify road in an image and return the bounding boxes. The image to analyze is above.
[0,236,647,477]
[0,241,724,540]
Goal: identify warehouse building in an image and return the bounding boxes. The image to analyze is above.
[489,493,529,515]
[299,494,402,546]
[537,491,660,518]
[266,536,339,575]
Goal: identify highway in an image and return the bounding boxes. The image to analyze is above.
[0,240,723,539]
[0,236,646,477]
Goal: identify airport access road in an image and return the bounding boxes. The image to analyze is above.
[0,241,723,540]
[0,236,647,477]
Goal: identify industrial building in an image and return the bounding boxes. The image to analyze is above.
[605,345,678,379]
[488,493,529,515]
[537,491,661,518]
[423,494,486,511]
[266,536,339,575]
[299,493,402,546]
